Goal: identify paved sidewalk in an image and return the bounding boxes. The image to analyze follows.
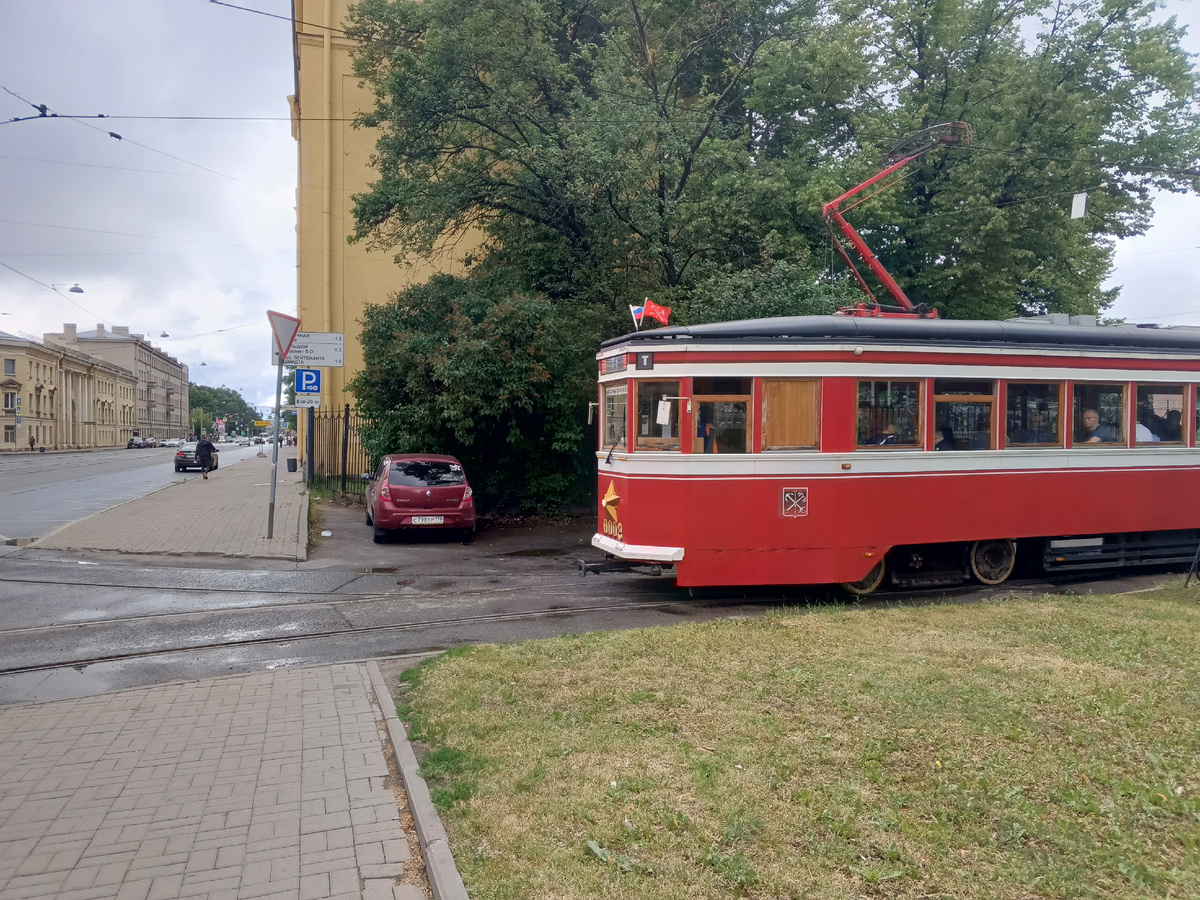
[31,453,307,562]
[0,664,435,900]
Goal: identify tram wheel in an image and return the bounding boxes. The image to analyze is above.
[840,559,886,597]
[969,539,1017,585]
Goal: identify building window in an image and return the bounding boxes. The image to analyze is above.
[3,359,14,376]
[1074,384,1125,445]
[762,380,819,450]
[3,426,13,443]
[857,380,921,447]
[3,392,15,411]
[1135,384,1183,443]
[635,380,681,450]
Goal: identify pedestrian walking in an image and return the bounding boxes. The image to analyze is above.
[196,433,216,479]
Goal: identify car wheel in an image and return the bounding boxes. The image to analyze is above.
[174,466,182,472]
[372,521,388,544]
[460,526,475,544]
[365,503,373,526]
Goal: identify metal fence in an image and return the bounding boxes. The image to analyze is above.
[306,405,374,496]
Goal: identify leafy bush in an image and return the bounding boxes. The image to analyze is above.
[350,274,606,511]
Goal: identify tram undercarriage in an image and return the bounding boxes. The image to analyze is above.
[853,528,1200,595]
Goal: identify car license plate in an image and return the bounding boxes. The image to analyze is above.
[411,516,444,525]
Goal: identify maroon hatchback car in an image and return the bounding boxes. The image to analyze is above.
[362,454,476,543]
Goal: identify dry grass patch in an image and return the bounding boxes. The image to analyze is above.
[396,586,1200,899]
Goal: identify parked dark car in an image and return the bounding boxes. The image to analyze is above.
[127,437,143,449]
[362,454,476,543]
[174,442,219,472]
[142,436,157,448]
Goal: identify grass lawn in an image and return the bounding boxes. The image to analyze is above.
[393,584,1200,899]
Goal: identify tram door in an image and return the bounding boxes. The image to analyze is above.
[693,378,751,453]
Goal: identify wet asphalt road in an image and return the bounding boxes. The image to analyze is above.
[0,444,261,542]
[0,489,1187,706]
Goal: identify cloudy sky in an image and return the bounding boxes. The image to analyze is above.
[1,1,1198,412]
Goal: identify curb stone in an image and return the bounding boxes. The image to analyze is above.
[367,660,470,900]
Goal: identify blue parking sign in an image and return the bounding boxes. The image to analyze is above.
[296,368,321,394]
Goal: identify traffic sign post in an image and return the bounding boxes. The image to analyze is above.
[265,311,302,540]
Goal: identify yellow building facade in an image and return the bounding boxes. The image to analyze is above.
[290,1,479,419]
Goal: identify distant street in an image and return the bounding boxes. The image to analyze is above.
[0,443,262,542]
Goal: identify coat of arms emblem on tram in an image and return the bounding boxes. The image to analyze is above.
[782,488,808,518]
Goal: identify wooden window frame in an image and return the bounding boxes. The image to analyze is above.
[761,379,820,452]
[931,379,997,451]
[1003,381,1064,448]
[855,379,924,449]
[634,379,682,451]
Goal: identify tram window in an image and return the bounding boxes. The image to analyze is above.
[1073,384,1125,445]
[693,378,751,453]
[762,380,819,450]
[635,380,680,450]
[857,381,921,447]
[1135,384,1183,443]
[1006,383,1062,447]
[933,379,995,450]
[603,384,627,449]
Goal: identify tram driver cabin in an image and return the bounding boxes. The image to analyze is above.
[593,315,1200,593]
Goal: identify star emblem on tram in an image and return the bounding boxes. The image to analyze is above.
[602,480,620,521]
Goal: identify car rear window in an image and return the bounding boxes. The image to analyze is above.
[388,461,465,487]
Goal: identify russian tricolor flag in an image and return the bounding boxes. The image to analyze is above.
[629,304,645,328]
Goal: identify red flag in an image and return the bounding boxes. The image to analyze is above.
[643,299,671,325]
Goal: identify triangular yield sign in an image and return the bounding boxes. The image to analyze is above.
[267,310,302,362]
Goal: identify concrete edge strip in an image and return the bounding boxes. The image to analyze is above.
[366,659,470,900]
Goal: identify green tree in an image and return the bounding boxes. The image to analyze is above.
[189,384,258,435]
[344,0,1198,509]
[347,0,832,310]
[349,274,603,509]
[758,0,1200,318]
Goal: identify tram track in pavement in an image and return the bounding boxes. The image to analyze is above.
[0,595,704,678]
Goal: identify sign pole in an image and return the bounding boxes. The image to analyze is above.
[265,310,302,541]
[267,360,283,539]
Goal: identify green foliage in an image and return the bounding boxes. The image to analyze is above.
[349,273,607,510]
[344,0,1199,507]
[188,384,258,436]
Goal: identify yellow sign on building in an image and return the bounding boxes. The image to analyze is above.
[254,420,270,427]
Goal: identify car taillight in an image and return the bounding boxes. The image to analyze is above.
[380,482,391,501]
[176,452,184,458]
[463,485,473,501]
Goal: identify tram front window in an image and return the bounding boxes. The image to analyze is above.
[603,384,627,450]
[635,380,680,450]
[857,380,921,447]
[693,377,751,453]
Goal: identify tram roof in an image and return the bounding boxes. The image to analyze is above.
[601,315,1200,354]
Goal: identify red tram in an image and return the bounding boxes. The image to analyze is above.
[592,315,1200,592]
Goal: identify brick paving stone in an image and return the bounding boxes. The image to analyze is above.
[0,663,430,900]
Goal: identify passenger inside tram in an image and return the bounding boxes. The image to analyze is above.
[934,426,956,450]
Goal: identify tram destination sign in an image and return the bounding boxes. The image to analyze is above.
[271,332,344,367]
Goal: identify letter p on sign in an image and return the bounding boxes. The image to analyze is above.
[296,369,321,394]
